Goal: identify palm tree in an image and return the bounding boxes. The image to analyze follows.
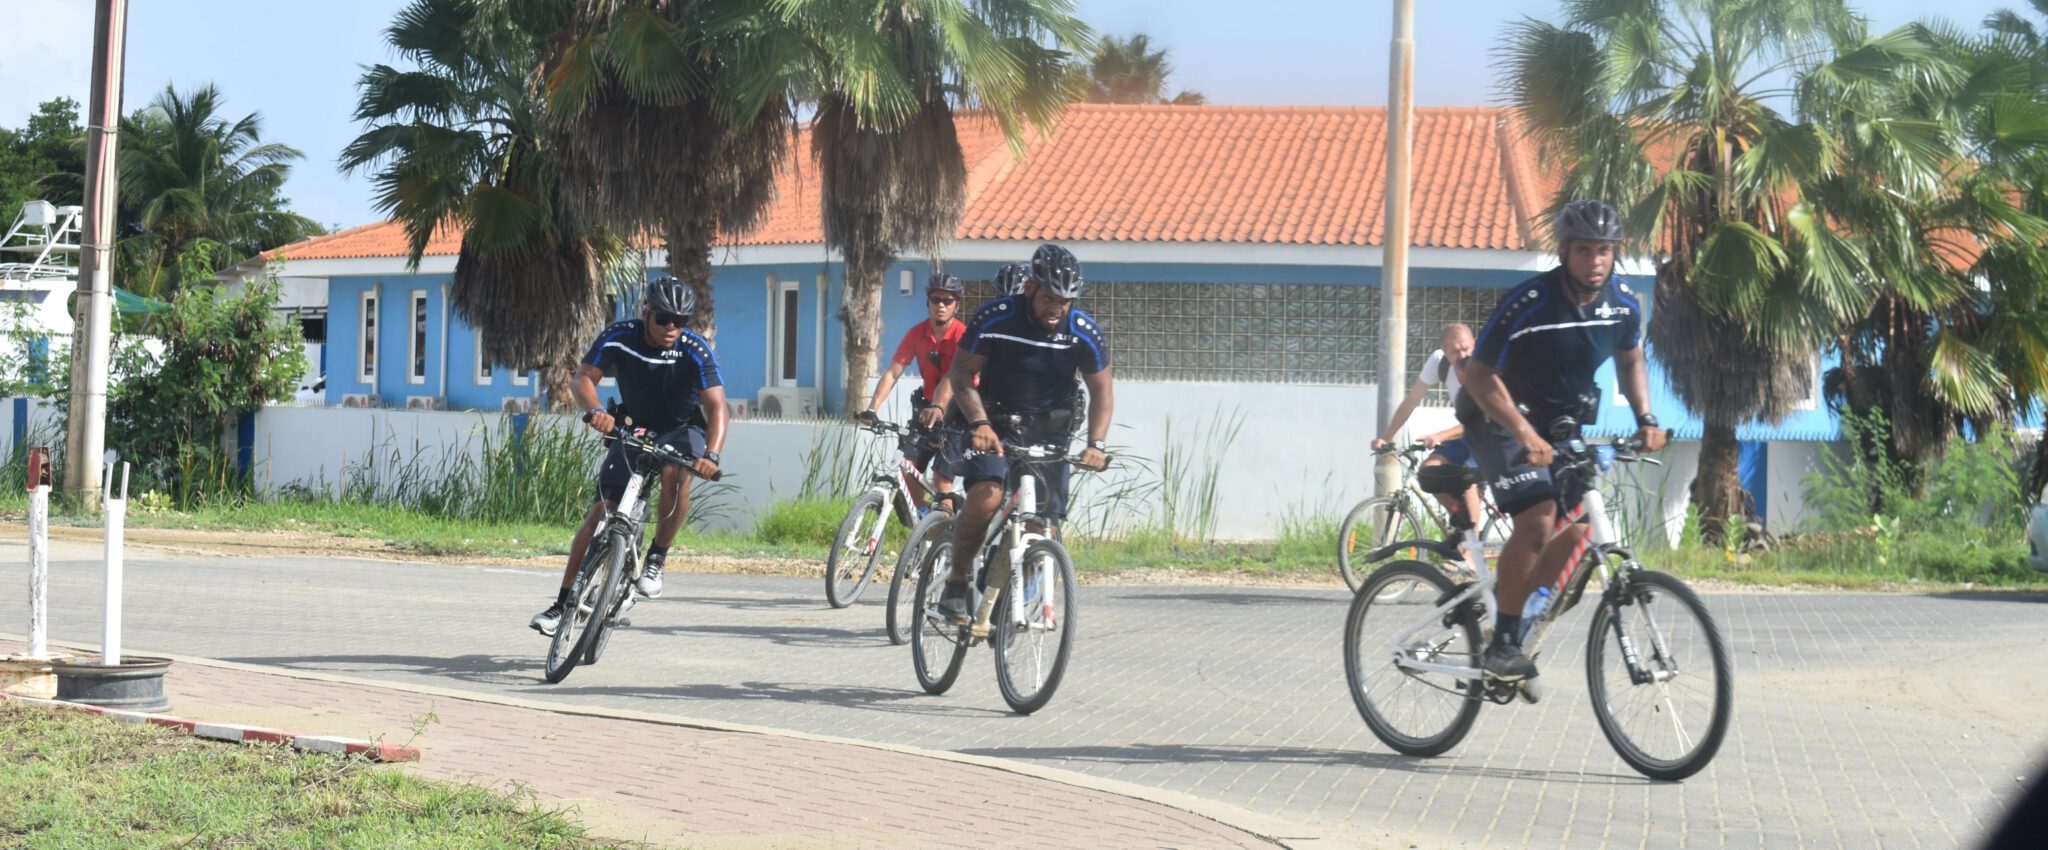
[341,0,623,408]
[1086,33,1203,105]
[796,0,1090,411]
[1496,1,2005,528]
[115,85,323,298]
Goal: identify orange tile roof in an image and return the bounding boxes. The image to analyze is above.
[271,104,1550,261]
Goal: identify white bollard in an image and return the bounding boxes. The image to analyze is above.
[28,484,49,661]
[101,462,128,666]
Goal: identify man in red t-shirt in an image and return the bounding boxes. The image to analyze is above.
[860,272,966,507]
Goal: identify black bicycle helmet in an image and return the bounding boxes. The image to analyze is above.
[643,277,695,317]
[994,263,1029,296]
[1554,199,1624,245]
[925,272,964,296]
[1029,243,1084,299]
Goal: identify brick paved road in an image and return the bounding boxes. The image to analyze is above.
[3,539,2042,848]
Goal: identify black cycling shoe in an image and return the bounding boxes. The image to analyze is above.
[936,580,973,624]
[1482,641,1538,681]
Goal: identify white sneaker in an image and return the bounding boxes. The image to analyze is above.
[529,603,565,637]
[635,560,665,598]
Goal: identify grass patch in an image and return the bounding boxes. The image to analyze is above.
[0,702,639,849]
[755,495,908,554]
[1648,529,2047,590]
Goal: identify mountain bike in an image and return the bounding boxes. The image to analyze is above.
[1338,443,1512,593]
[544,426,719,685]
[1341,425,1732,781]
[886,492,959,645]
[826,415,952,608]
[907,438,1094,714]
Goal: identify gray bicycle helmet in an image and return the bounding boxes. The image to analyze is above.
[994,263,1029,296]
[1554,199,1624,245]
[925,272,964,296]
[643,277,695,317]
[1029,243,1084,298]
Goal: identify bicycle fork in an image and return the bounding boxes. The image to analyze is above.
[969,476,1040,641]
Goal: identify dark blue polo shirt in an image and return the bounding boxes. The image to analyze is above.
[582,319,723,433]
[1457,267,1644,425]
[960,295,1109,416]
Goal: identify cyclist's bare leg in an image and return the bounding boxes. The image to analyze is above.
[1495,500,1559,617]
[651,464,689,549]
[560,499,614,590]
[1526,520,1586,599]
[949,481,1003,582]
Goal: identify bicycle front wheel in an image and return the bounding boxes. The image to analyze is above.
[1343,560,1483,756]
[1586,570,1733,781]
[826,488,890,608]
[545,534,621,684]
[909,538,969,695]
[1337,495,1423,594]
[888,511,951,645]
[993,540,1079,715]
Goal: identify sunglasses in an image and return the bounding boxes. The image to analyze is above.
[650,311,686,328]
[927,295,958,306]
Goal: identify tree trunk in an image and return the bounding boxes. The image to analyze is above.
[1691,421,1745,544]
[664,204,718,342]
[541,353,580,413]
[839,244,893,416]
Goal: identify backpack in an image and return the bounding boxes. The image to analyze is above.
[1435,350,1452,385]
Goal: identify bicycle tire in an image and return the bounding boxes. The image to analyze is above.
[1337,495,1423,593]
[582,530,634,666]
[888,511,952,645]
[992,539,1079,715]
[1586,569,1733,781]
[910,537,968,695]
[826,488,891,608]
[544,535,613,684]
[1343,560,1484,757]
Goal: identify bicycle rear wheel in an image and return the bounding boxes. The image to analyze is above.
[888,512,951,645]
[1343,560,1484,756]
[1586,569,1733,781]
[993,540,1079,715]
[583,531,635,665]
[826,488,891,608]
[545,534,621,684]
[1337,495,1423,592]
[909,538,968,695]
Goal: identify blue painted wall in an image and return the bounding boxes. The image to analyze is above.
[329,257,1847,441]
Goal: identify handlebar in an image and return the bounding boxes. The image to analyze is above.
[1372,443,1435,458]
[604,427,722,481]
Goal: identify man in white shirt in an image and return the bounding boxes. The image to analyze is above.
[1372,323,1482,525]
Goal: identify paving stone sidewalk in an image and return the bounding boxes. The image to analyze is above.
[3,645,1282,850]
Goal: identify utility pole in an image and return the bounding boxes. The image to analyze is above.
[1375,0,1415,497]
[65,0,128,506]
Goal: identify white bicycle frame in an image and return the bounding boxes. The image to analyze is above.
[1384,476,1624,680]
[857,427,949,555]
[966,446,1059,640]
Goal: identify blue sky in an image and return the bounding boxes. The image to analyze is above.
[0,0,2027,230]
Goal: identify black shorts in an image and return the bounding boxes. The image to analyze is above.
[1467,418,1557,517]
[946,429,1071,520]
[597,425,706,504]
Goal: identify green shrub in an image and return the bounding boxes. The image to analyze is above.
[755,497,856,547]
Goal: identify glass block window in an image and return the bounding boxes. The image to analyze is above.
[960,279,1509,388]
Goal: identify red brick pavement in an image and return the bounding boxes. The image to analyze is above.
[2,645,1281,849]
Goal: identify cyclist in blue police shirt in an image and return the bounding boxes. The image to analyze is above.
[1455,200,1668,682]
[530,278,728,636]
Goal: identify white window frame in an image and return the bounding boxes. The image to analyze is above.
[512,369,530,387]
[358,290,378,383]
[473,331,492,385]
[771,277,802,387]
[408,290,429,385]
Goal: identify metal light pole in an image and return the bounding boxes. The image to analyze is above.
[65,0,128,506]
[1375,0,1415,497]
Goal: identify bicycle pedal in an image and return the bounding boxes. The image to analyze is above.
[610,616,632,628]
[1516,680,1542,704]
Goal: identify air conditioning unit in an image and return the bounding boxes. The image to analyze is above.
[727,398,751,419]
[404,395,444,411]
[501,397,536,414]
[755,386,821,420]
[339,393,375,408]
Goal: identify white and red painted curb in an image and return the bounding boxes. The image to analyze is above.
[0,691,421,763]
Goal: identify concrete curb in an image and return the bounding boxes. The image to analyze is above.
[0,690,421,763]
[2,631,1358,849]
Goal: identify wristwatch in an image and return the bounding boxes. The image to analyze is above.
[1087,439,1108,452]
[702,450,720,465]
[1635,412,1659,429]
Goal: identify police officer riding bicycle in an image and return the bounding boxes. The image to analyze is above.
[530,278,729,636]
[937,244,1114,624]
[1456,200,1668,682]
